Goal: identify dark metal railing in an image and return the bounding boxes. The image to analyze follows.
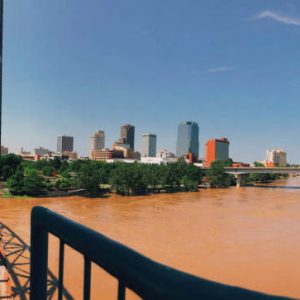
[30,206,292,300]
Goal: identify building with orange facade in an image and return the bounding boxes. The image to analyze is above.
[205,138,229,166]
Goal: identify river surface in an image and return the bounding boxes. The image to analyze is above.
[1,176,300,299]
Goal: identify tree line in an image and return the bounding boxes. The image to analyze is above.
[0,154,202,196]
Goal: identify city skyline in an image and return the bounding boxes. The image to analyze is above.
[3,1,300,163]
[2,121,294,163]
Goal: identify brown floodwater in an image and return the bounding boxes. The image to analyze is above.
[1,176,300,299]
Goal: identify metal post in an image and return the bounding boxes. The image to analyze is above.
[30,218,49,300]
[0,0,3,156]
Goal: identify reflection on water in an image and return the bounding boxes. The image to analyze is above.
[1,177,300,299]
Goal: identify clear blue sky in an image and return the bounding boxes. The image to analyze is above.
[3,0,300,163]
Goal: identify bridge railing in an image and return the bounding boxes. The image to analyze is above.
[30,206,291,300]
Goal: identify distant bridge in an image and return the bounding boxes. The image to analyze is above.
[200,167,300,187]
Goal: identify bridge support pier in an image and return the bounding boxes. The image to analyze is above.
[235,174,245,188]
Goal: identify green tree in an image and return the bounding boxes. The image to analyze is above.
[7,168,24,195]
[76,164,101,195]
[42,166,55,177]
[22,169,46,196]
[160,163,181,192]
[55,178,73,191]
[0,154,22,180]
[207,160,232,188]
[182,164,202,191]
[49,157,62,170]
[109,163,147,195]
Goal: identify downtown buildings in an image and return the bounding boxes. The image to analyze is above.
[176,121,199,158]
[89,130,105,160]
[141,134,157,157]
[265,149,287,167]
[120,124,135,149]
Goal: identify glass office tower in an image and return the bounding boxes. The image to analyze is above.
[176,121,199,158]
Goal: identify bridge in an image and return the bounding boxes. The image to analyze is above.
[200,167,300,187]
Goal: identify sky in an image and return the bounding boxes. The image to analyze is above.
[3,0,300,163]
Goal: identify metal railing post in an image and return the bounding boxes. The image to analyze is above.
[30,210,49,300]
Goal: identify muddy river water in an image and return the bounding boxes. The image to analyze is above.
[1,177,300,299]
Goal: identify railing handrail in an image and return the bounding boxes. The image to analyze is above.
[30,206,292,299]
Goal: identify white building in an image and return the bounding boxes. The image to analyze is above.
[265,149,287,167]
[140,156,178,165]
[156,149,176,158]
[141,134,157,157]
[89,131,105,159]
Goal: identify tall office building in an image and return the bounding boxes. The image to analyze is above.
[266,149,287,167]
[57,135,74,153]
[176,121,199,158]
[89,130,105,158]
[141,134,157,157]
[120,124,135,149]
[205,138,230,166]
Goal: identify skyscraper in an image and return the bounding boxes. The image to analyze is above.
[176,121,199,158]
[141,133,157,157]
[57,135,74,153]
[89,131,105,159]
[120,124,135,149]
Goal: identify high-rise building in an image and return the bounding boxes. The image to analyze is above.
[265,149,287,167]
[176,121,199,158]
[57,135,74,153]
[1,146,8,155]
[141,134,157,157]
[89,131,105,158]
[205,138,230,166]
[120,124,135,149]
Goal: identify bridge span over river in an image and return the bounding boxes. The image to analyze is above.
[200,167,300,187]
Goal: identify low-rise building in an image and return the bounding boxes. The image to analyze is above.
[156,149,176,158]
[63,151,78,160]
[140,156,178,165]
[112,142,135,159]
[90,149,124,161]
[34,147,52,156]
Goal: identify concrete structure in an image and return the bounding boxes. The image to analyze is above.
[141,156,178,165]
[120,124,135,149]
[156,149,176,158]
[1,145,8,155]
[62,151,78,160]
[265,149,287,167]
[34,147,51,156]
[112,142,134,159]
[205,138,229,166]
[57,135,74,153]
[90,149,124,161]
[141,134,157,157]
[185,151,198,164]
[201,166,300,187]
[89,131,105,159]
[176,121,199,158]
